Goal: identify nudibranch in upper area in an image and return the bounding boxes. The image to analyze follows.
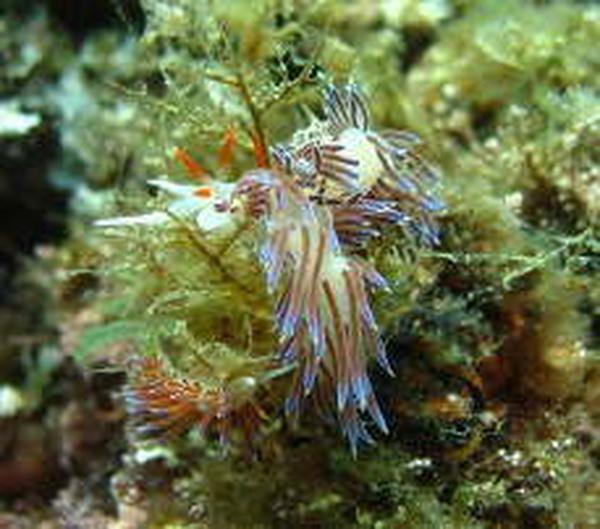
[97,84,444,453]
[270,85,443,247]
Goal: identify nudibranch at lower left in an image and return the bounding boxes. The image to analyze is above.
[96,84,444,453]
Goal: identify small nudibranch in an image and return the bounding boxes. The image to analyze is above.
[95,178,237,233]
[271,84,443,247]
[124,358,264,445]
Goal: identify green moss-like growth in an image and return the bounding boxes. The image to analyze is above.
[65,1,599,527]
[1,1,598,528]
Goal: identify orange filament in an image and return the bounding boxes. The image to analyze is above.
[217,125,237,169]
[250,131,269,168]
[173,147,209,182]
[194,186,214,198]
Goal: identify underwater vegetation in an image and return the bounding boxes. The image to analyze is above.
[97,83,444,452]
[97,81,443,451]
[0,0,598,528]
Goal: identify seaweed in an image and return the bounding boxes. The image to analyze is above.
[1,1,598,528]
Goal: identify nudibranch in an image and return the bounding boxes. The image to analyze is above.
[97,84,443,453]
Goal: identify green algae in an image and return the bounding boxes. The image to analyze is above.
[1,0,599,528]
